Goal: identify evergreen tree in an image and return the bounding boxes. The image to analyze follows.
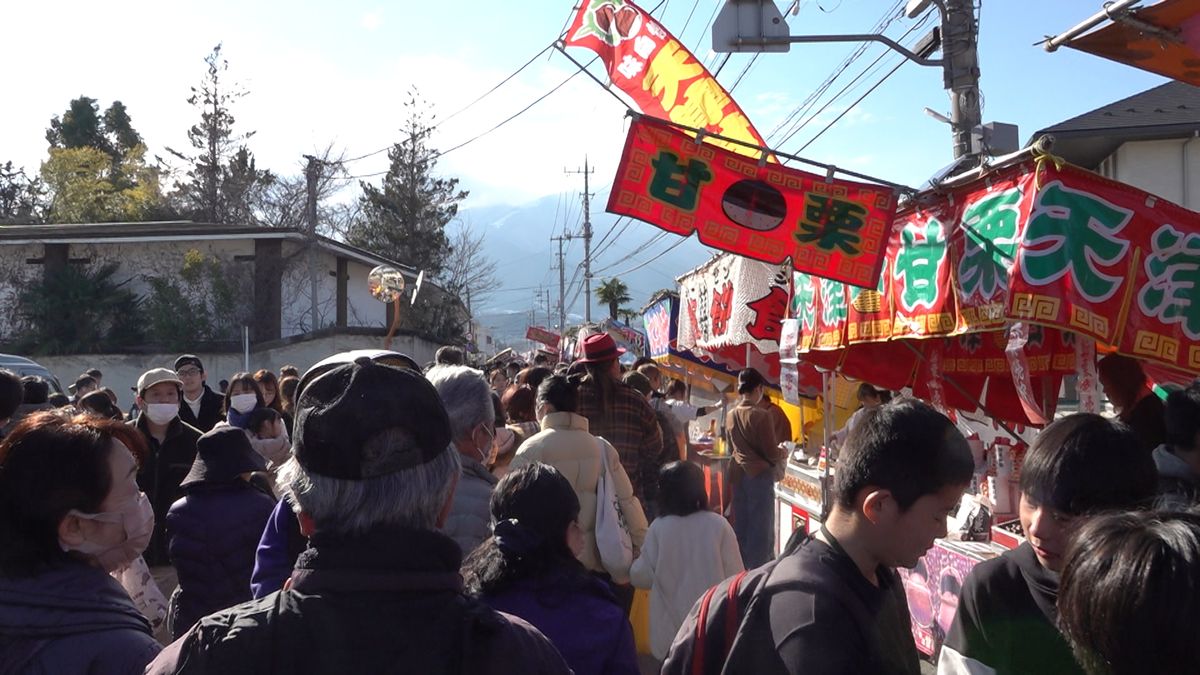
[168,43,273,224]
[347,90,467,278]
[0,162,46,224]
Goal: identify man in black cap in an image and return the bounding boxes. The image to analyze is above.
[175,355,225,432]
[147,354,571,675]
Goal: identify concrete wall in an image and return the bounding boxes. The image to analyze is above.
[30,332,441,410]
[1101,136,1200,211]
[278,242,389,338]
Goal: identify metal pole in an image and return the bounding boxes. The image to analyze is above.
[304,156,321,333]
[1044,0,1143,52]
[555,235,568,332]
[940,0,982,159]
[582,157,593,323]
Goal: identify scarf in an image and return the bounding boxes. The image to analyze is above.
[227,407,255,430]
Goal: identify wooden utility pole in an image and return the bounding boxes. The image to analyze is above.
[304,155,320,334]
[565,158,595,322]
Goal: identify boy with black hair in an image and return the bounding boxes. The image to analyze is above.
[0,369,22,436]
[663,397,973,675]
[939,413,1157,675]
[1155,381,1200,507]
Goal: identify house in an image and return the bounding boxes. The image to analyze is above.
[0,221,467,403]
[1031,80,1200,210]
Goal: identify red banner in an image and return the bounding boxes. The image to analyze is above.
[525,326,561,350]
[564,0,770,159]
[609,116,899,288]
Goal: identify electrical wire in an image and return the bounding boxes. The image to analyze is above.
[793,57,906,154]
[603,237,688,277]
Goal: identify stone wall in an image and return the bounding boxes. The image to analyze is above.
[29,331,440,409]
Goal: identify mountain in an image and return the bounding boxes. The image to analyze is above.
[458,185,718,346]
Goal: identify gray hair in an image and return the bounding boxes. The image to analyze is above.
[276,427,461,535]
[425,364,493,441]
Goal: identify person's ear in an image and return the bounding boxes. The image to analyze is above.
[435,472,461,528]
[297,510,317,538]
[861,489,895,525]
[57,513,87,548]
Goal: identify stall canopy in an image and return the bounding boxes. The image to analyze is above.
[643,291,739,391]
[1049,0,1200,86]
[793,156,1200,425]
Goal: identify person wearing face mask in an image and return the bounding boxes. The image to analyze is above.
[214,372,291,471]
[509,375,647,584]
[426,364,502,557]
[130,368,202,605]
[939,414,1158,675]
[462,462,640,675]
[0,411,162,674]
[252,368,293,435]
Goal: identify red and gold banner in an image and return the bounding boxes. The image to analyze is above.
[525,326,561,349]
[565,0,769,158]
[609,116,899,287]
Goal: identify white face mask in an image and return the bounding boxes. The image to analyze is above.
[143,403,178,425]
[61,492,155,572]
[230,393,258,414]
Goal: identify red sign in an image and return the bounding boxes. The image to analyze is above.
[564,0,770,160]
[525,326,560,349]
[610,116,899,288]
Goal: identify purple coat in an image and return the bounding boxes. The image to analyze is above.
[484,574,639,675]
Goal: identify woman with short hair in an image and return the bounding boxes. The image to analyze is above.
[0,411,161,673]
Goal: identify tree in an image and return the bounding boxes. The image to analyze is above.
[346,89,467,278]
[258,145,350,232]
[442,221,498,312]
[0,162,46,223]
[169,44,273,224]
[41,145,166,223]
[595,277,632,322]
[46,97,110,155]
[13,263,143,354]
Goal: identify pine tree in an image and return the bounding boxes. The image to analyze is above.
[347,89,467,278]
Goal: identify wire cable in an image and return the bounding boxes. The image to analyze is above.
[793,57,906,154]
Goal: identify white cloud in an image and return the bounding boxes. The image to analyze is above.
[361,11,383,31]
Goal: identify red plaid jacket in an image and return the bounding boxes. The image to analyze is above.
[577,375,663,500]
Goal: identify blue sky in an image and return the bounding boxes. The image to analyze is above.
[0,0,1170,314]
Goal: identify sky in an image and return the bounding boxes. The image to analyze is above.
[0,0,1171,318]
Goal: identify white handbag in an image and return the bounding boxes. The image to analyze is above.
[593,437,633,582]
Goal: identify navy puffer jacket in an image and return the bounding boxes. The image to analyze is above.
[166,481,275,638]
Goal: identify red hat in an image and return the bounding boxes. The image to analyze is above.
[578,333,626,363]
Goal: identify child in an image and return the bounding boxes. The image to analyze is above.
[247,407,281,441]
[631,462,743,662]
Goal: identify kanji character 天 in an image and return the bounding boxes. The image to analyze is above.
[633,35,656,59]
[1020,181,1131,302]
[648,151,713,210]
[793,273,816,329]
[616,54,644,79]
[958,187,1021,301]
[1138,223,1200,339]
[793,194,869,254]
[820,278,847,325]
[643,39,704,109]
[893,217,948,311]
[745,286,788,342]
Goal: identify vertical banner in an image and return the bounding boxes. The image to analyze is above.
[1074,335,1103,414]
[565,0,770,159]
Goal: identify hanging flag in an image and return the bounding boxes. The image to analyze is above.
[609,116,899,288]
[564,0,770,159]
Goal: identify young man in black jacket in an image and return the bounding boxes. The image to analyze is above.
[938,414,1157,675]
[1154,382,1200,508]
[663,397,973,675]
[175,355,225,432]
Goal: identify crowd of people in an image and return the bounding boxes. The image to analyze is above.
[0,341,1197,675]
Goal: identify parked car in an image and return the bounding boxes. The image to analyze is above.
[0,354,64,394]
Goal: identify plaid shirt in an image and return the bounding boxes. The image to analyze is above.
[577,376,663,499]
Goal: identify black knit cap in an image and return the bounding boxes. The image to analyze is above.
[293,356,451,480]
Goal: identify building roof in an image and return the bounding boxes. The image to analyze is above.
[1029,81,1200,168]
[0,221,419,277]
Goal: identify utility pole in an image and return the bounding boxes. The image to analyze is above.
[565,158,595,323]
[939,0,982,159]
[551,233,572,333]
[304,155,320,334]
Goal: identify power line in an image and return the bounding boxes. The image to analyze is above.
[793,57,907,154]
[604,237,689,277]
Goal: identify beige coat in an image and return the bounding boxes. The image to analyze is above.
[510,412,648,577]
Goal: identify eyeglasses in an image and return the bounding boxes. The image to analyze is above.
[176,367,202,377]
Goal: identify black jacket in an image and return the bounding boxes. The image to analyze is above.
[940,542,1083,675]
[179,386,225,433]
[146,527,572,675]
[133,416,202,567]
[663,531,919,675]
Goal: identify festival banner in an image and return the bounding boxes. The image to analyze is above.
[610,116,899,288]
[606,318,648,356]
[677,254,790,355]
[889,211,957,340]
[564,0,770,159]
[525,326,561,350]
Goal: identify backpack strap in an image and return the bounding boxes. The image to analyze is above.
[690,570,751,675]
[723,571,749,646]
[690,584,720,675]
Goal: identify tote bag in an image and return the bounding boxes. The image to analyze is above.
[594,437,633,582]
